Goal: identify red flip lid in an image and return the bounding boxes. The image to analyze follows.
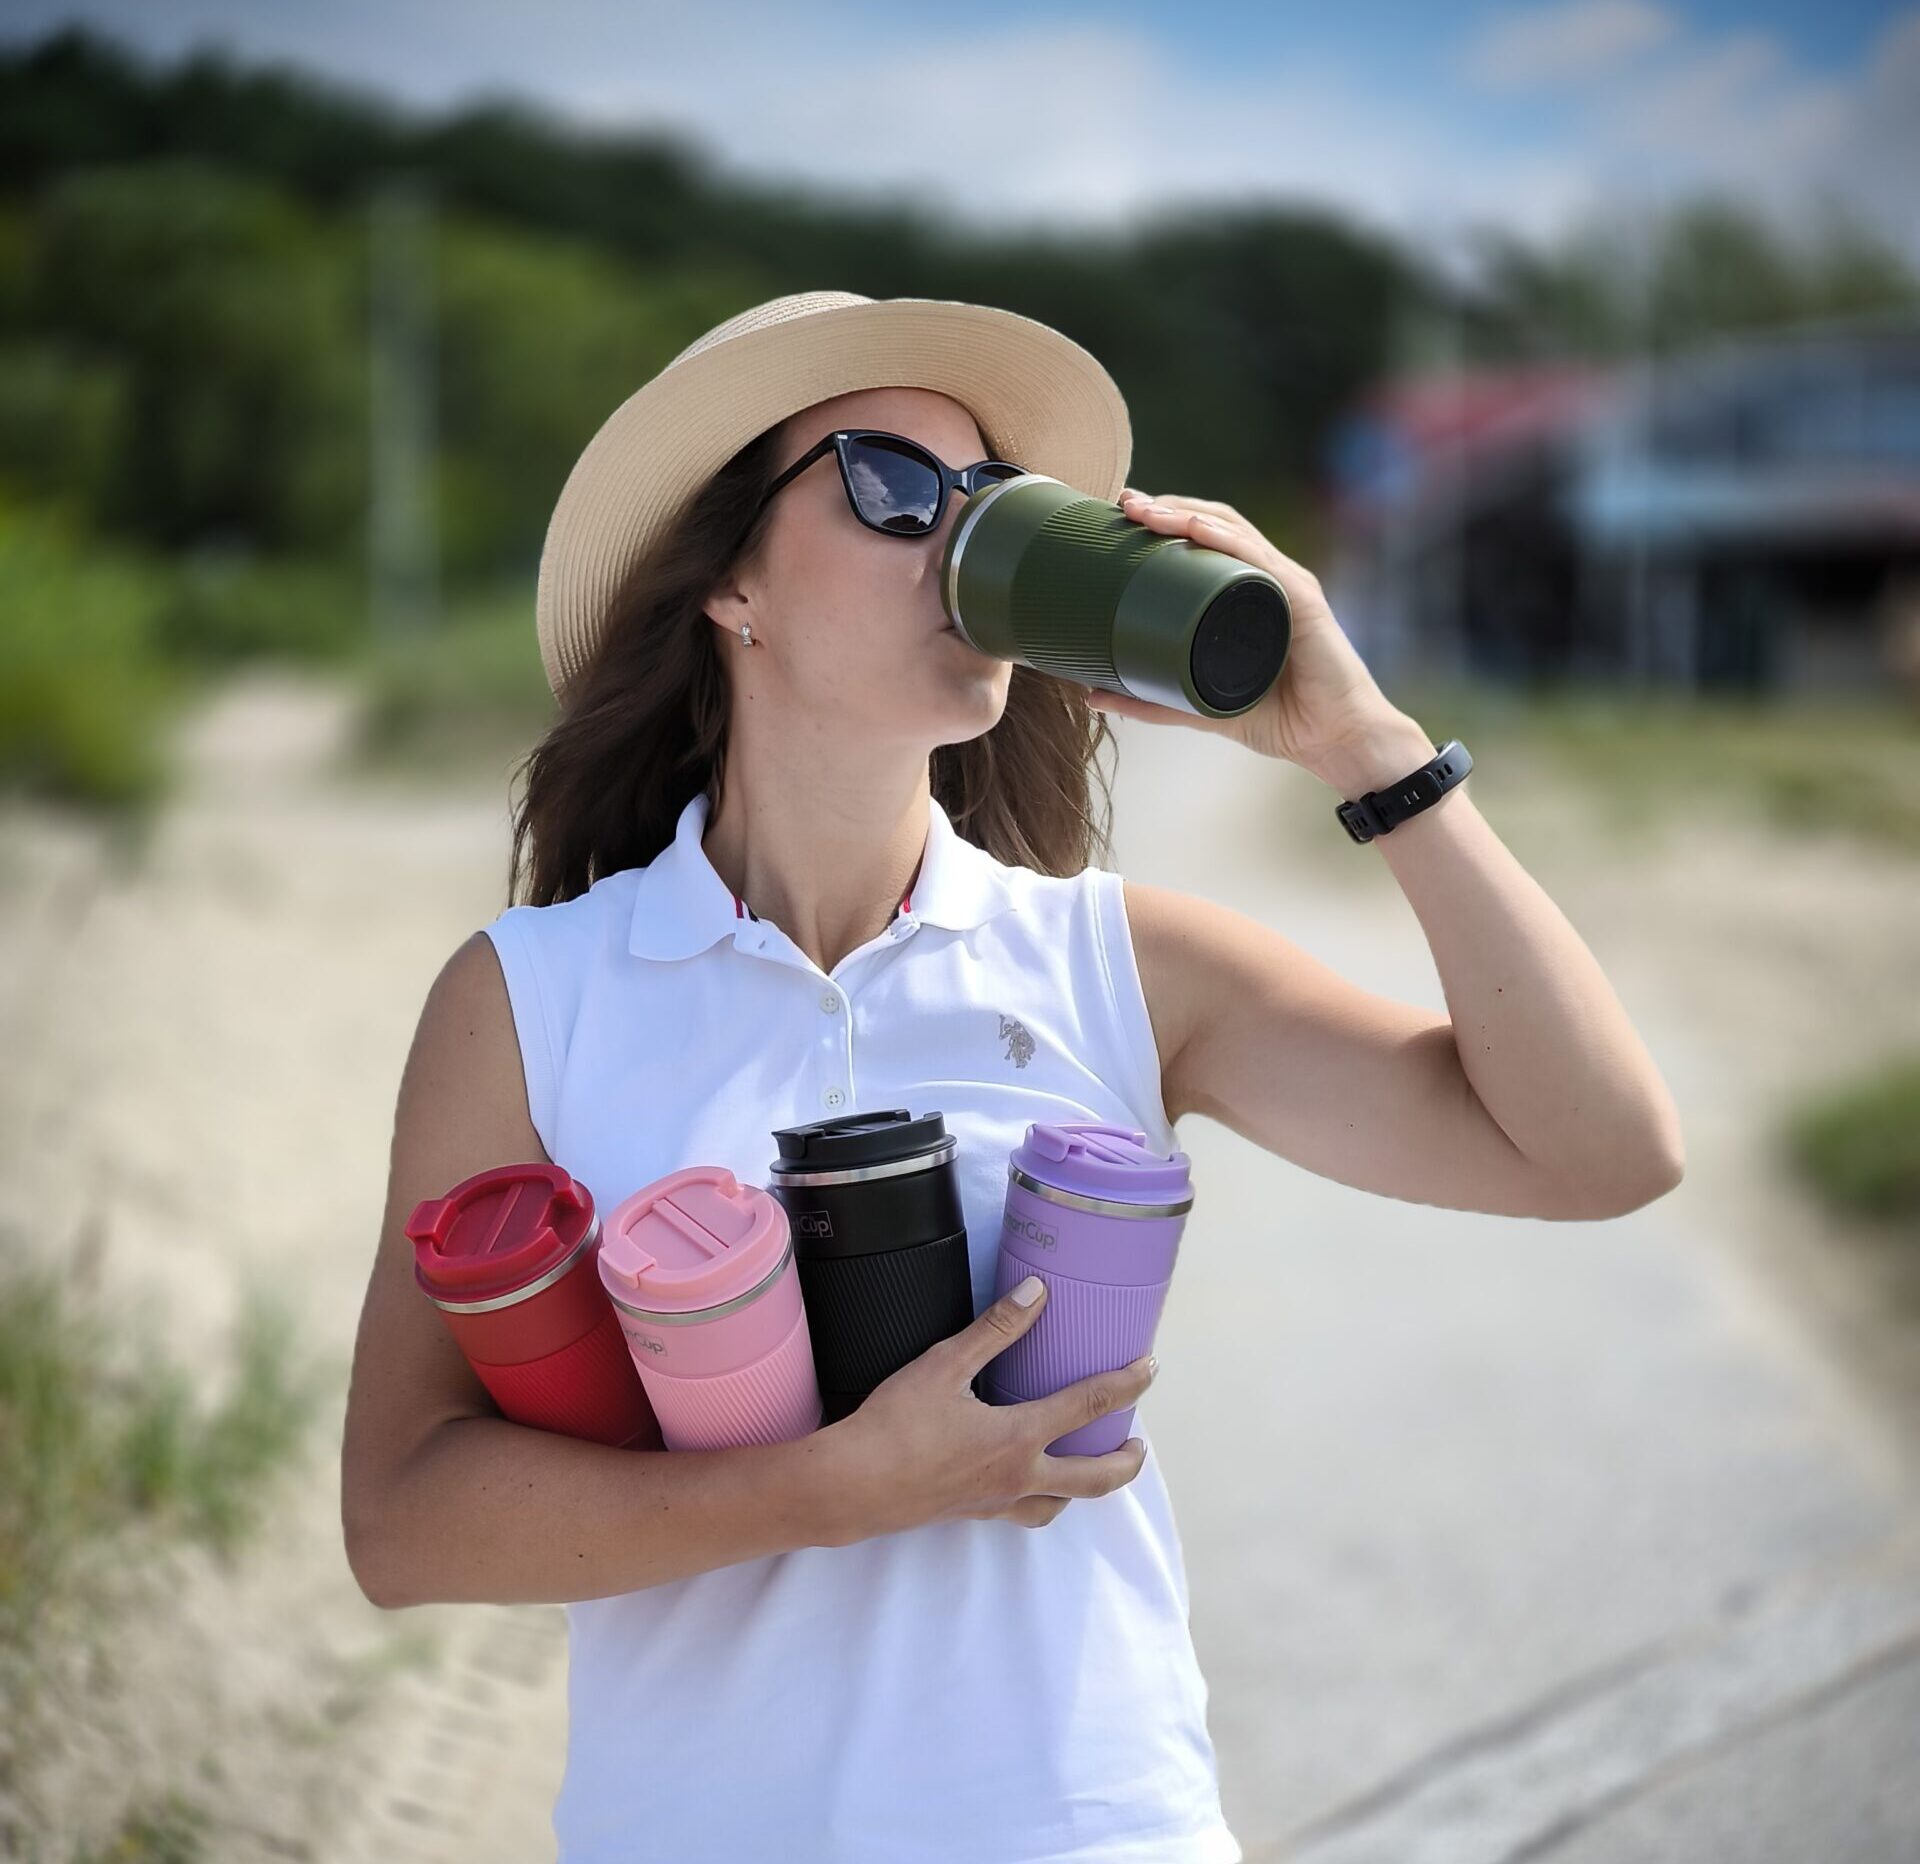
[407,1162,596,1307]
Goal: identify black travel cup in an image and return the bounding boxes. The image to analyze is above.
[767,1109,975,1424]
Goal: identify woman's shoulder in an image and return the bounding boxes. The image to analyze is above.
[480,868,653,1033]
[968,852,1130,982]
[992,850,1117,911]
[487,865,644,950]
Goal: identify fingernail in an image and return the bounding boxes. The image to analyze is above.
[1147,1354,1159,1378]
[1012,1275,1044,1307]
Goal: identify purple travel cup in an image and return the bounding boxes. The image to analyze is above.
[979,1121,1194,1456]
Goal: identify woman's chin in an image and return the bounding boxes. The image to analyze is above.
[923,656,1010,731]
[954,658,1013,704]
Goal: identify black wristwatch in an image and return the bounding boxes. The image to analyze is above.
[1335,739,1472,843]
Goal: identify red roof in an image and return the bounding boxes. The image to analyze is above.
[1359,361,1618,461]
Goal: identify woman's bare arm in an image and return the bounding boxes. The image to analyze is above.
[341,931,1158,1608]
[338,932,857,1608]
[1125,759,1684,1221]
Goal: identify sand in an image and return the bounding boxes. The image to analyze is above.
[1,668,1913,1860]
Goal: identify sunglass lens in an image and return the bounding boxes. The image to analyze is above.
[846,435,944,533]
[973,463,1023,486]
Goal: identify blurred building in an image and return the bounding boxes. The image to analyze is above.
[1323,315,1920,697]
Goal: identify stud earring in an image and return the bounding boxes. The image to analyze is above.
[739,622,754,646]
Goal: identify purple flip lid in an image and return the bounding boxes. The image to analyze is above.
[1009,1121,1191,1204]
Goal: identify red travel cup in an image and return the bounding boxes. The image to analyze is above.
[407,1162,663,1449]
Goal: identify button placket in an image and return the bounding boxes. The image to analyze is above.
[731,914,909,1114]
[816,975,856,1111]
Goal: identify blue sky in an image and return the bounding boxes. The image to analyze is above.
[4,1,1915,269]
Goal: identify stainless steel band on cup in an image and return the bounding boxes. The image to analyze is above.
[604,1236,797,1328]
[768,1135,957,1188]
[426,1214,605,1315]
[1006,1163,1194,1220]
[942,473,1064,651]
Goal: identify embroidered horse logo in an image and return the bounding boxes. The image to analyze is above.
[999,1012,1036,1069]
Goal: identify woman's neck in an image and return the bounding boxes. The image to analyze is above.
[702,747,934,976]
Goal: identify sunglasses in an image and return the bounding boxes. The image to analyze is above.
[751,428,1028,538]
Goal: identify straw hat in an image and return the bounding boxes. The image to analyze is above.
[534,289,1134,698]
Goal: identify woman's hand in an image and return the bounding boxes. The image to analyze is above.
[815,1278,1156,1539]
[1103,488,1417,786]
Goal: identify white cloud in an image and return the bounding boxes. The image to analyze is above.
[1796,9,1920,260]
[3,0,1914,271]
[563,16,1602,262]
[1558,13,1907,240]
[1461,1,1678,91]
[1445,4,1920,265]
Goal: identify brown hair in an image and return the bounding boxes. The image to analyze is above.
[506,416,1118,908]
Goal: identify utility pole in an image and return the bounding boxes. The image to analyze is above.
[1417,225,1473,685]
[368,175,438,640]
[1388,223,1473,688]
[1625,201,1658,694]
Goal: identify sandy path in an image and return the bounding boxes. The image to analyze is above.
[1098,712,1920,1854]
[2,668,1914,1859]
[1227,712,1920,1475]
[0,673,570,1862]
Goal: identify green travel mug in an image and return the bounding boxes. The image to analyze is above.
[939,473,1292,719]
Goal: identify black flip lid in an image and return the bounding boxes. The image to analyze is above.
[770,1108,950,1172]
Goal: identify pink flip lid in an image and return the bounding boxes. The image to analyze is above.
[407,1162,596,1305]
[599,1165,791,1316]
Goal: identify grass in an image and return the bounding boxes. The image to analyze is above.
[0,1251,329,1664]
[345,575,555,778]
[9,488,1911,848]
[66,1794,213,1864]
[0,500,194,818]
[1784,1051,1920,1230]
[0,1253,333,1858]
[336,622,1920,844]
[0,499,372,819]
[1393,676,1920,852]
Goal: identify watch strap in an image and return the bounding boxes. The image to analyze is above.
[1336,739,1472,843]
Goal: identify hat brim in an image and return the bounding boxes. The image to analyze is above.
[534,296,1133,698]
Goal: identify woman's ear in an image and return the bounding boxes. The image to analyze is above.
[702,566,754,643]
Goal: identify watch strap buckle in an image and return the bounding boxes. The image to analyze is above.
[1337,739,1471,843]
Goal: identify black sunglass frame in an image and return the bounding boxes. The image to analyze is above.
[752,428,1027,538]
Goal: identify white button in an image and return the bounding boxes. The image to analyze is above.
[823,1086,845,1108]
[820,991,841,1014]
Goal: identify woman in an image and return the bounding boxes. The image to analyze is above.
[341,292,1685,1863]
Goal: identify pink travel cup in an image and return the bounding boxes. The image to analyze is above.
[980,1122,1194,1456]
[407,1162,663,1450]
[598,1164,823,1452]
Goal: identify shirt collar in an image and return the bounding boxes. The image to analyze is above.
[627,788,1019,962]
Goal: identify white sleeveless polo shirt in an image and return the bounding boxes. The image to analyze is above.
[483,788,1241,1864]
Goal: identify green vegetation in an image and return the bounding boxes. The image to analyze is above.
[349,576,554,775]
[0,1250,332,1856]
[0,501,188,814]
[68,1793,213,1864]
[0,1250,329,1664]
[1395,678,1920,851]
[1785,1053,1920,1229]
[2,26,1913,815]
